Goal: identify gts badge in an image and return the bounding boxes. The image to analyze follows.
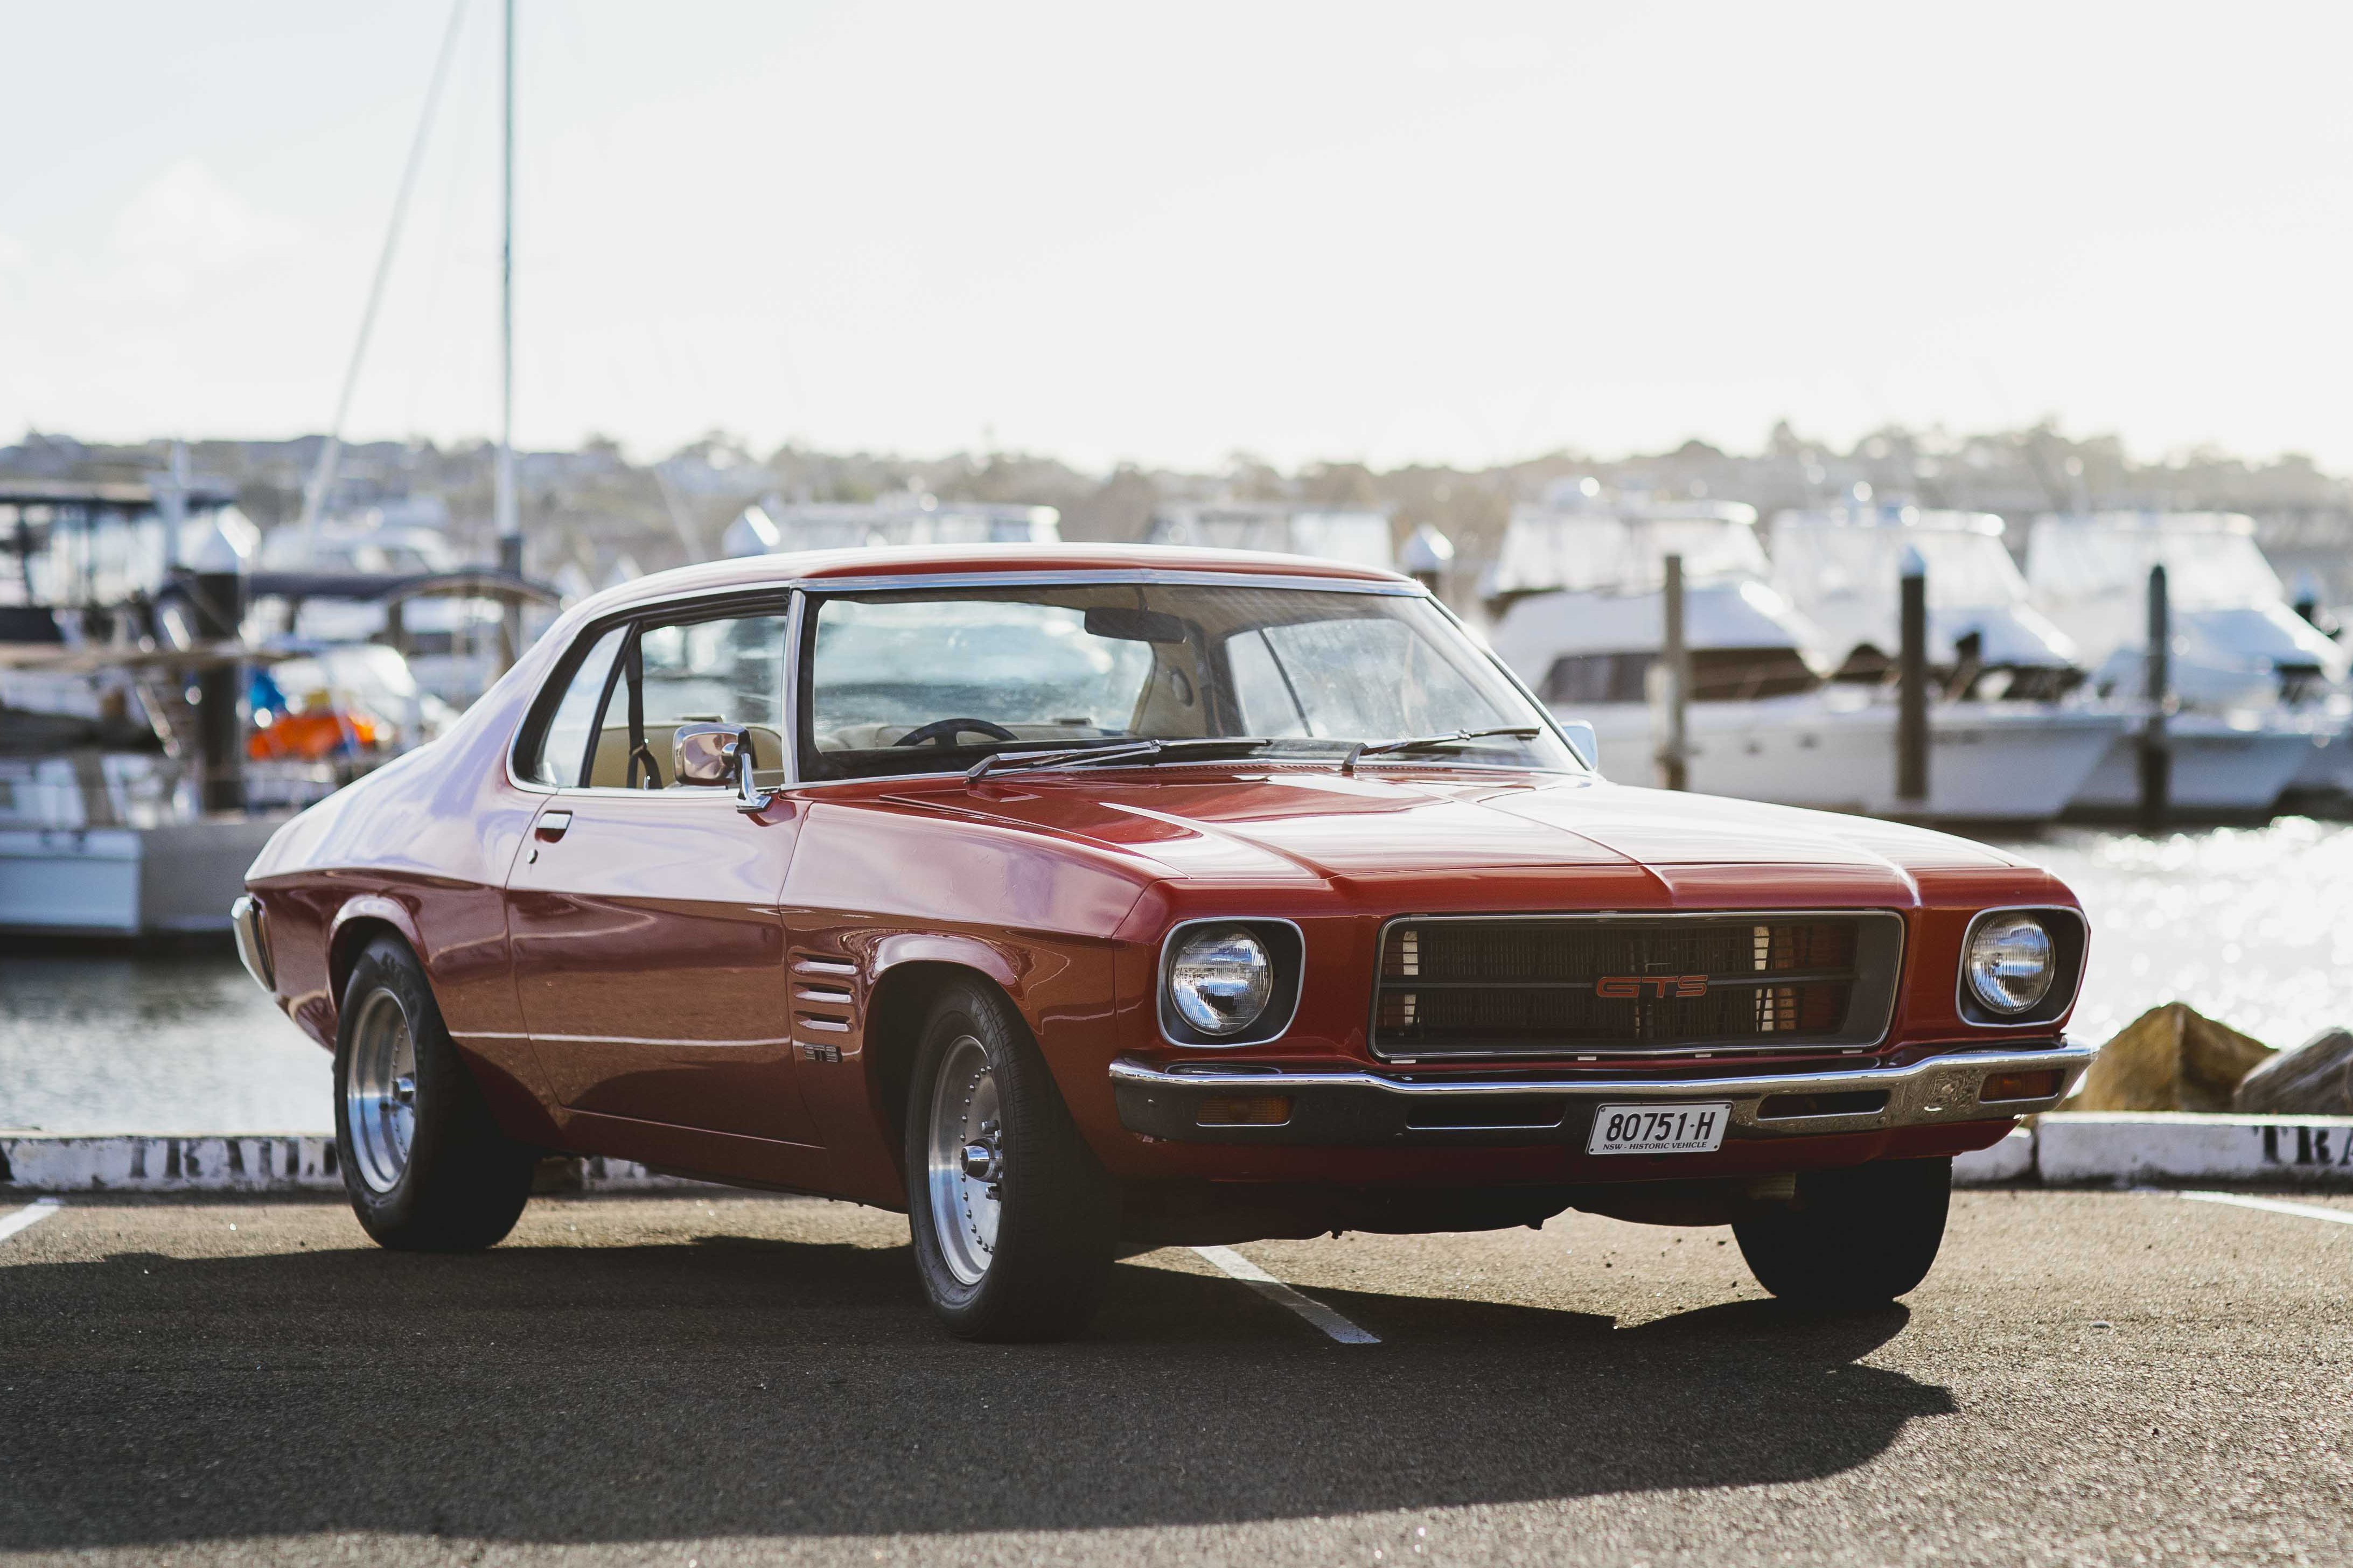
[1596,974,1709,999]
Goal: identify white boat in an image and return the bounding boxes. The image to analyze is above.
[1769,508,2085,695]
[252,516,514,707]
[2027,513,2340,813]
[1483,496,2124,822]
[1148,502,1396,571]
[0,481,294,935]
[724,495,1061,557]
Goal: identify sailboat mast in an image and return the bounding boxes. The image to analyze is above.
[495,0,521,659]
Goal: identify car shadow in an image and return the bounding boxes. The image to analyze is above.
[0,1227,1952,1549]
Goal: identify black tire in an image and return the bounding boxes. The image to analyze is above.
[1732,1157,1952,1307]
[903,979,1117,1341]
[333,934,536,1251]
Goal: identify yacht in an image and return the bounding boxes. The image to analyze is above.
[1147,502,1396,571]
[724,495,1062,556]
[2027,513,2338,814]
[250,514,519,708]
[1483,494,2123,822]
[0,478,286,934]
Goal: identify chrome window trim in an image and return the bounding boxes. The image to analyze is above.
[1156,915,1308,1048]
[1953,904,2089,1028]
[571,568,1421,627]
[511,570,1570,795]
[1366,907,1909,1061]
[1421,591,1597,775]
[797,567,1423,596]
[502,588,798,800]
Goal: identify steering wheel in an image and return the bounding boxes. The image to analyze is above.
[892,717,1020,749]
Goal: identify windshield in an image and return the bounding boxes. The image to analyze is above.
[1491,513,1767,596]
[2029,520,2286,610]
[1774,524,2028,610]
[802,582,1575,779]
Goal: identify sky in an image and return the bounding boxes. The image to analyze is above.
[3,1,2350,474]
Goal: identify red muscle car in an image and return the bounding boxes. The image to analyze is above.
[233,545,2093,1340]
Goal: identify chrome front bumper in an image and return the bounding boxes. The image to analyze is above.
[229,893,273,992]
[1109,1041,2094,1146]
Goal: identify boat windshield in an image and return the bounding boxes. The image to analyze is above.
[1774,524,2029,610]
[2029,519,2285,610]
[1152,510,1397,571]
[1491,513,1767,596]
[800,581,1576,780]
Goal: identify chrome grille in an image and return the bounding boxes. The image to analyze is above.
[1371,912,1905,1060]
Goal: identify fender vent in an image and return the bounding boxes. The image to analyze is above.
[790,951,859,1045]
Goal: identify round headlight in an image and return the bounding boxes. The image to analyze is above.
[1965,914,2055,1014]
[1168,926,1274,1038]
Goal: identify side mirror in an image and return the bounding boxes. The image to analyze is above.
[1558,719,1599,772]
[674,722,781,813]
[672,723,743,787]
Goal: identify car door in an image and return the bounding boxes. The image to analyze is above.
[504,598,820,1149]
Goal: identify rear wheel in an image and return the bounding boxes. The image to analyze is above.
[1732,1157,1952,1307]
[904,980,1116,1340]
[334,935,536,1251]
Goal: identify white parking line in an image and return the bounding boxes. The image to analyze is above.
[2171,1190,2353,1227]
[1191,1245,1381,1345]
[0,1198,62,1245]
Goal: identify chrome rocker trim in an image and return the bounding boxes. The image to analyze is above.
[1108,1040,2094,1146]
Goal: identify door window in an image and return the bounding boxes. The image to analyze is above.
[583,611,793,789]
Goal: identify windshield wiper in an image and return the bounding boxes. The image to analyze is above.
[966,739,1162,783]
[1342,726,1543,774]
[965,736,1293,784]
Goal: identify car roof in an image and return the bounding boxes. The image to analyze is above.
[569,542,1416,619]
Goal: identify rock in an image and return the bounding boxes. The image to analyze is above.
[2232,1026,2353,1116]
[2071,1003,2273,1112]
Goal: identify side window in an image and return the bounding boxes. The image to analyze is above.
[584,611,793,789]
[525,625,626,787]
[1541,652,1653,705]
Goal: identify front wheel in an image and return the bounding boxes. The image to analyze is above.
[1732,1157,1952,1307]
[904,981,1116,1341]
[334,934,536,1251]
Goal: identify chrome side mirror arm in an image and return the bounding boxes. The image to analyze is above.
[735,737,777,814]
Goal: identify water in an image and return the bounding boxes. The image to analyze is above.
[1997,817,2353,1052]
[1,940,326,1133]
[4,820,2348,1133]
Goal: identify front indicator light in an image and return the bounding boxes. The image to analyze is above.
[1964,914,2055,1015]
[1197,1095,1291,1126]
[1980,1069,2064,1103]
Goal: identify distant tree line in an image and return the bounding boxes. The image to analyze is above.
[8,420,2350,597]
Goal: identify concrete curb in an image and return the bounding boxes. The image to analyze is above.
[0,1135,699,1194]
[1955,1113,2353,1188]
[9,1117,2352,1195]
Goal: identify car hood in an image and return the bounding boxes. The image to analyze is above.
[874,768,2022,886]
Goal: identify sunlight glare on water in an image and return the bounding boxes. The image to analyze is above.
[1994,817,2353,1051]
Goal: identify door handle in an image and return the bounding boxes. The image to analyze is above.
[535,810,574,841]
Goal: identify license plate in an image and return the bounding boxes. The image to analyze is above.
[1586,1102,1732,1156]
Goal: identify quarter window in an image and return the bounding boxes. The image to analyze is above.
[524,625,626,787]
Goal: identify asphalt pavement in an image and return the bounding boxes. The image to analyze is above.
[3,1186,2349,1567]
